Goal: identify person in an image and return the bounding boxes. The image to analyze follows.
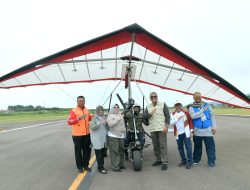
[189,91,217,168]
[67,96,92,173]
[107,104,126,172]
[123,103,147,160]
[145,92,170,170]
[170,103,194,169]
[90,105,108,174]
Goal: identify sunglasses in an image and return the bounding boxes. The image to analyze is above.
[150,96,158,98]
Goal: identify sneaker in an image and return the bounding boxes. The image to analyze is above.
[186,163,192,169]
[161,164,168,170]
[84,166,92,172]
[192,161,201,166]
[178,161,187,167]
[152,160,162,166]
[99,169,108,174]
[208,164,215,169]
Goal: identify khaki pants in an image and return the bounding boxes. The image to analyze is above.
[151,131,168,163]
[108,136,124,170]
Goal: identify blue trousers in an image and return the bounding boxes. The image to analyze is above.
[193,135,216,165]
[176,133,193,164]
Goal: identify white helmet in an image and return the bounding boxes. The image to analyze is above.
[133,103,141,109]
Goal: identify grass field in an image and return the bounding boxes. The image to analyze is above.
[212,108,250,115]
[0,110,69,124]
[0,108,249,124]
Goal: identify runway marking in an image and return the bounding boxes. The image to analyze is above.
[0,120,65,133]
[217,114,250,117]
[68,155,96,190]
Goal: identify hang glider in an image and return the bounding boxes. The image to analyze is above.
[0,23,249,109]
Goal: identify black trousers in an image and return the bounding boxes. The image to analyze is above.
[72,134,91,170]
[94,148,106,170]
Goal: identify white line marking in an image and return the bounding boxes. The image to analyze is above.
[0,120,65,133]
[217,114,250,117]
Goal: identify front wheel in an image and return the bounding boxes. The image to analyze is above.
[132,150,142,171]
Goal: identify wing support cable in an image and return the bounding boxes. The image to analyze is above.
[84,55,92,80]
[204,86,220,98]
[33,71,43,84]
[57,64,67,83]
[99,80,112,105]
[162,62,175,86]
[102,80,123,106]
[135,81,149,105]
[36,70,75,101]
[225,96,236,103]
[241,102,248,107]
[185,75,199,93]
[0,82,6,87]
[14,78,23,86]
[138,48,147,80]
[72,59,77,71]
[178,69,186,81]
[153,56,161,74]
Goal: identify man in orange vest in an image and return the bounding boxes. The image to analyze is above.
[67,96,92,173]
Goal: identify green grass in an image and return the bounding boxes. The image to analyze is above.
[0,108,249,125]
[0,110,69,124]
[212,108,250,115]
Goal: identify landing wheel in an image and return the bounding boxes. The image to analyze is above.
[132,150,142,171]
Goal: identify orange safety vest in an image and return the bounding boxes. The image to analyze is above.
[71,106,90,136]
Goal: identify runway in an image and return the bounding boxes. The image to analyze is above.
[0,116,250,190]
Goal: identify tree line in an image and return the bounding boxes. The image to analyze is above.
[7,105,63,112]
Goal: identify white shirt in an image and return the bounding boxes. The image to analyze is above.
[170,111,185,135]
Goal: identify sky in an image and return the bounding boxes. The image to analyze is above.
[0,0,249,110]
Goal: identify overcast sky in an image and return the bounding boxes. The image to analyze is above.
[0,0,249,110]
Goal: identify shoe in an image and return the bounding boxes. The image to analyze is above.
[178,161,187,167]
[99,169,108,174]
[192,161,201,166]
[186,163,192,169]
[112,169,122,172]
[120,166,126,169]
[161,164,168,170]
[152,160,162,166]
[84,166,92,172]
[78,168,84,173]
[208,164,215,169]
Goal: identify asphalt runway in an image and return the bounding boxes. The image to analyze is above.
[0,121,76,190]
[1,116,250,190]
[89,116,250,190]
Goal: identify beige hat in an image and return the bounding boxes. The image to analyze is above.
[193,91,201,96]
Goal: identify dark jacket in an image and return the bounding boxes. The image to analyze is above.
[123,111,147,131]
